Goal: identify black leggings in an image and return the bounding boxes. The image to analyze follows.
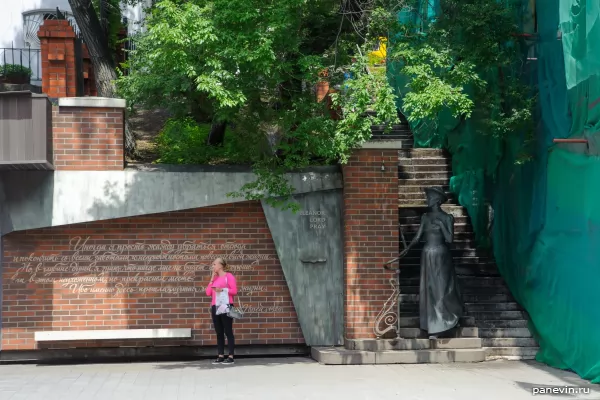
[211,305,235,356]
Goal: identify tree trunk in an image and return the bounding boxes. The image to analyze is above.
[207,121,227,146]
[67,0,136,156]
[67,0,115,97]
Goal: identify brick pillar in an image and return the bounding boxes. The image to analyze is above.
[52,97,126,170]
[37,20,77,98]
[342,144,400,339]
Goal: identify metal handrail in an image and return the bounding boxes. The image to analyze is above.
[0,47,42,82]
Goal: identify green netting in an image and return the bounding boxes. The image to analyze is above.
[388,0,600,383]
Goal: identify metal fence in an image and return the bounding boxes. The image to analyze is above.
[0,47,42,84]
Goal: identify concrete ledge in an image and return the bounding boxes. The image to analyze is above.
[125,164,342,174]
[1,168,343,234]
[58,97,126,108]
[34,328,191,342]
[311,347,376,364]
[311,347,486,365]
[484,346,539,361]
[346,338,482,351]
[398,327,478,338]
[0,344,309,364]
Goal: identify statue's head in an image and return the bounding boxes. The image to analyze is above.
[424,186,448,208]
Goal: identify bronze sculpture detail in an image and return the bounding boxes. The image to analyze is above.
[387,186,464,339]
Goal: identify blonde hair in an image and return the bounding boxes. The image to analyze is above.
[216,258,229,272]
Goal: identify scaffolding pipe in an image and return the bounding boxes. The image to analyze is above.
[553,138,588,143]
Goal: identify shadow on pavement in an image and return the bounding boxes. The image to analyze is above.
[152,355,316,371]
[513,360,600,398]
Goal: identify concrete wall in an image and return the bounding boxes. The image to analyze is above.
[262,189,345,346]
[0,165,342,235]
[1,166,345,352]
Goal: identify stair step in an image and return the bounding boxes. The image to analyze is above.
[469,311,526,320]
[398,180,453,188]
[398,316,476,328]
[398,163,451,171]
[399,286,512,295]
[484,346,538,360]
[479,328,533,338]
[398,171,453,180]
[398,205,470,217]
[399,277,507,287]
[399,250,492,266]
[454,265,502,277]
[399,192,457,201]
[371,136,413,142]
[398,184,451,193]
[401,236,479,247]
[399,216,470,222]
[398,294,511,303]
[372,136,412,141]
[397,327,478,338]
[399,258,496,267]
[371,124,410,131]
[312,347,486,365]
[482,338,538,347]
[399,158,450,166]
[346,338,481,351]
[476,320,530,329]
[465,302,522,312]
[400,249,490,258]
[398,149,449,158]
[400,224,475,234]
[400,201,461,207]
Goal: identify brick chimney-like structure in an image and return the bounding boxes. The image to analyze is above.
[37,19,78,98]
[37,19,98,98]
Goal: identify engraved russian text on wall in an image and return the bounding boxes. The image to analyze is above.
[9,236,283,314]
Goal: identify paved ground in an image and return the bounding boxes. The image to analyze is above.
[0,357,598,400]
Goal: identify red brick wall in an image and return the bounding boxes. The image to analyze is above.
[342,149,399,339]
[38,20,77,98]
[37,19,98,98]
[1,202,303,351]
[52,106,124,170]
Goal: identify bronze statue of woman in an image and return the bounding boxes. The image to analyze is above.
[391,186,464,339]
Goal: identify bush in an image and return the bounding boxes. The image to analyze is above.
[0,64,32,84]
[155,118,262,165]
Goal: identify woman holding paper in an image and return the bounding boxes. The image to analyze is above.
[206,258,238,365]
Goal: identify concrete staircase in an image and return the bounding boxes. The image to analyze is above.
[312,338,485,365]
[397,147,539,361]
[312,123,538,365]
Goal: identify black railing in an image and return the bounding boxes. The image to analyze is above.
[0,47,42,84]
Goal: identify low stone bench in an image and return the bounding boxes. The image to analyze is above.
[34,328,192,342]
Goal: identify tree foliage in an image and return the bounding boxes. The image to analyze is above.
[389,0,535,146]
[118,0,399,210]
[118,0,535,208]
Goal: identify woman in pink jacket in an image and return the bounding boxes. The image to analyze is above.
[206,258,238,365]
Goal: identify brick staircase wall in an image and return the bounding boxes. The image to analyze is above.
[342,147,399,339]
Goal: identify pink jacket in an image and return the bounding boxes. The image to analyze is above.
[205,272,238,306]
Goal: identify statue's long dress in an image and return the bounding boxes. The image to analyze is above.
[419,216,464,335]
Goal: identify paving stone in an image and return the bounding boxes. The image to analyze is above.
[0,358,598,399]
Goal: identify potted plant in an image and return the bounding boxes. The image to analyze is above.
[0,64,32,84]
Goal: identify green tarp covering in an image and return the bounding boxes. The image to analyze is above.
[388,0,600,382]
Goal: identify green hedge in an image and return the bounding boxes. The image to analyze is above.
[155,118,263,165]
